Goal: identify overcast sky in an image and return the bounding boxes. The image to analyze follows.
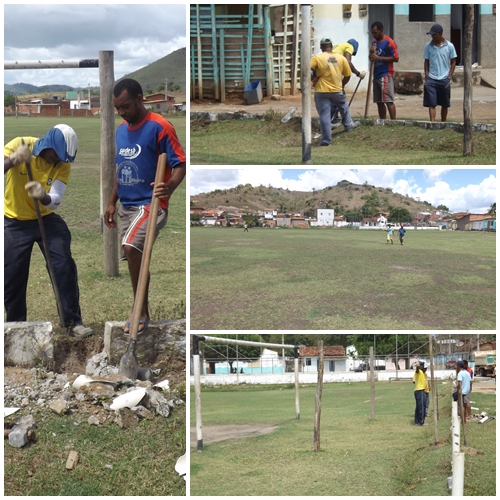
[4,4,186,88]
[190,169,496,213]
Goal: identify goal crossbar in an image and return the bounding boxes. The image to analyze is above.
[193,335,300,451]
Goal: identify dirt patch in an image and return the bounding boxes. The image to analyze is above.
[190,424,278,446]
[52,335,105,373]
[191,85,496,123]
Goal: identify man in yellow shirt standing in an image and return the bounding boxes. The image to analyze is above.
[311,36,360,146]
[412,361,427,426]
[4,124,93,338]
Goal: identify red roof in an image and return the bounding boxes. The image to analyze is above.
[300,346,345,357]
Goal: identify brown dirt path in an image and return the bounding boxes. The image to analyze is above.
[190,424,278,446]
[191,84,496,123]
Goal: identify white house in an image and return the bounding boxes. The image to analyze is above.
[316,209,334,226]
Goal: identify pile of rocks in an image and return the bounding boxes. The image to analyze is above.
[4,350,185,447]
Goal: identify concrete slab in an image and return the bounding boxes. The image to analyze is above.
[103,319,186,367]
[480,68,496,88]
[4,322,53,367]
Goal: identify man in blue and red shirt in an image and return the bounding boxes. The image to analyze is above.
[369,21,399,120]
[105,78,186,335]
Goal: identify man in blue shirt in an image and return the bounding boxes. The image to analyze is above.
[456,360,471,424]
[423,23,457,122]
[398,224,406,245]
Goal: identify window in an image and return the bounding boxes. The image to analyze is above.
[306,358,311,366]
[409,4,434,22]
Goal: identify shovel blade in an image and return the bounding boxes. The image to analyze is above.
[119,340,139,379]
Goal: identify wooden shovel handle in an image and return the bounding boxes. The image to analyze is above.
[128,153,167,340]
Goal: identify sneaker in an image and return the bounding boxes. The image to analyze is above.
[68,324,94,339]
[331,118,342,128]
[345,121,361,132]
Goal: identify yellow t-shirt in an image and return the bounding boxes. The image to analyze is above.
[412,369,427,391]
[4,136,71,220]
[311,51,352,93]
[332,42,355,57]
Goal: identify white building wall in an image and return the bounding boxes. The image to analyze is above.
[312,4,370,93]
[317,208,334,226]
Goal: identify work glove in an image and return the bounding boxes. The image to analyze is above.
[358,71,366,80]
[25,181,46,200]
[9,143,32,166]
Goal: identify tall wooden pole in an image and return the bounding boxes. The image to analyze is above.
[370,346,376,420]
[294,346,300,420]
[301,4,311,164]
[314,340,324,451]
[193,336,203,451]
[463,5,474,156]
[99,50,119,277]
[428,334,439,446]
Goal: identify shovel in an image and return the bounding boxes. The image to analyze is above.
[22,139,65,327]
[119,153,167,379]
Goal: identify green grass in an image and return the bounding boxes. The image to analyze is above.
[190,382,496,496]
[190,227,496,329]
[5,405,186,496]
[4,115,186,331]
[190,114,496,164]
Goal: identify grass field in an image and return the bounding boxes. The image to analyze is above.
[190,381,496,496]
[190,227,496,330]
[4,115,186,330]
[190,114,496,165]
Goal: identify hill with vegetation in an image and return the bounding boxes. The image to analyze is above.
[191,180,439,219]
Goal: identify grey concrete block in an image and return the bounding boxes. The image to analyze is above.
[4,322,54,367]
[103,319,186,368]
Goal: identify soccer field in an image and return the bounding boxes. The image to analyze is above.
[190,382,496,496]
[190,227,496,330]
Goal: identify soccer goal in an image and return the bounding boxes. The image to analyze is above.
[192,335,300,451]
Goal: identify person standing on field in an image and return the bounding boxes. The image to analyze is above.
[369,21,399,120]
[413,361,427,426]
[398,224,406,245]
[105,78,186,336]
[463,360,474,420]
[455,360,471,424]
[4,124,94,338]
[386,225,394,244]
[423,23,457,122]
[311,36,360,146]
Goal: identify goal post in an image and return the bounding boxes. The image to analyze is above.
[192,334,301,451]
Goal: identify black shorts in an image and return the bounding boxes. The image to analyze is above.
[423,76,451,108]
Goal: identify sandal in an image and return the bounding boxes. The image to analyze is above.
[123,319,149,336]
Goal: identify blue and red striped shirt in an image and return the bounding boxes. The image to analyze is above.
[372,35,399,79]
[115,111,186,209]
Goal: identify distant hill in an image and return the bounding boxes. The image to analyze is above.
[116,47,186,93]
[191,180,438,217]
[5,47,186,96]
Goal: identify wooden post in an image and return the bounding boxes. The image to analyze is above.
[463,4,474,156]
[301,4,311,164]
[210,4,219,101]
[264,6,274,97]
[428,334,439,446]
[196,5,203,100]
[190,44,196,100]
[220,29,226,103]
[294,346,300,419]
[365,44,376,118]
[314,340,324,452]
[193,335,203,451]
[370,346,375,420]
[99,50,119,277]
